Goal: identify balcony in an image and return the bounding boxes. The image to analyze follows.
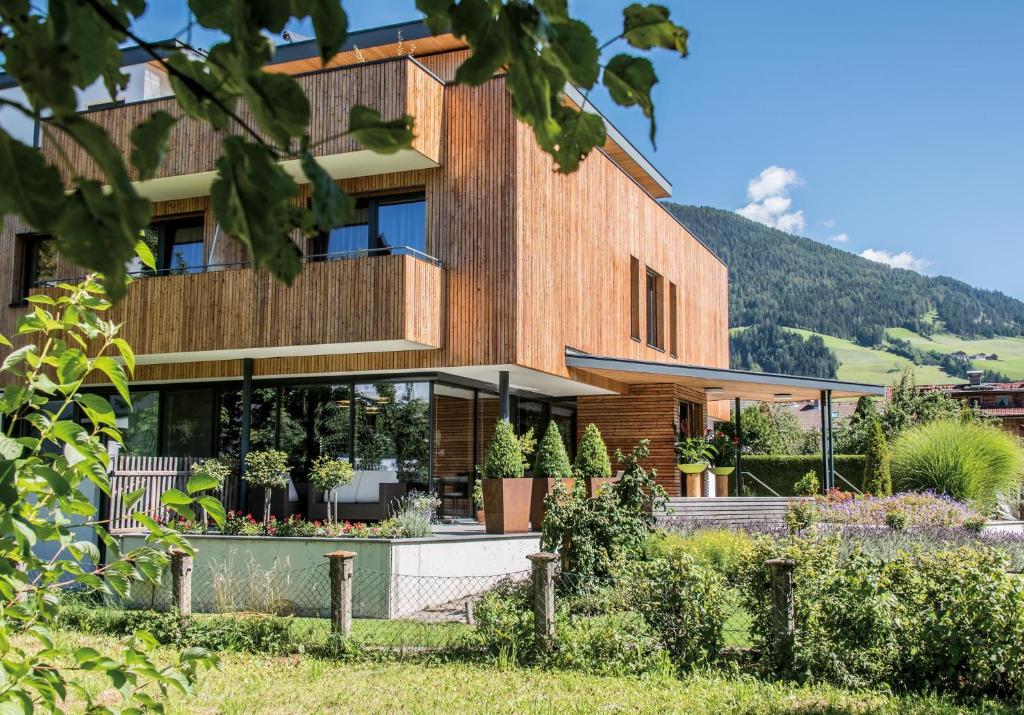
[40,57,444,201]
[78,249,444,363]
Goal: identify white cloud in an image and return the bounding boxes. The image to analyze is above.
[736,165,806,233]
[821,218,837,229]
[859,248,929,273]
[829,233,849,243]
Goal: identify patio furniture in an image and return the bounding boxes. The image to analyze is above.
[435,474,471,519]
[305,469,408,522]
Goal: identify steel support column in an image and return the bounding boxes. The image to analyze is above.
[498,371,510,421]
[238,358,253,512]
[734,397,743,497]
[819,390,828,493]
[825,389,835,491]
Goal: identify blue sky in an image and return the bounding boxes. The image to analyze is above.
[133,1,1024,299]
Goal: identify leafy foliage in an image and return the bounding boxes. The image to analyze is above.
[482,419,526,478]
[891,420,1024,515]
[574,423,611,478]
[794,470,819,497]
[0,277,219,712]
[862,418,892,496]
[534,421,572,478]
[308,455,354,523]
[731,322,839,378]
[668,204,1024,341]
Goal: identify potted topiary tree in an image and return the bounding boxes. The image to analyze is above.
[309,455,355,524]
[530,421,573,531]
[243,449,290,532]
[472,478,484,524]
[675,436,717,497]
[481,419,531,534]
[574,423,616,497]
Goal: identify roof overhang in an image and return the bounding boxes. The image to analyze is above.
[565,352,886,402]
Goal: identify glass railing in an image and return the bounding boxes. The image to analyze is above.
[30,245,442,289]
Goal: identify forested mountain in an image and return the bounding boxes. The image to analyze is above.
[731,323,839,378]
[665,204,1024,340]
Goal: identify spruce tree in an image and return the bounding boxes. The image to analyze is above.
[574,423,612,477]
[863,417,892,496]
[534,421,572,477]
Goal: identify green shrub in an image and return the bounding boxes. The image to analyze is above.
[244,449,290,529]
[891,420,1024,514]
[473,579,534,661]
[794,470,819,497]
[534,421,572,478]
[644,529,753,584]
[574,423,611,478]
[620,556,726,669]
[483,419,525,478]
[884,509,907,531]
[189,458,231,492]
[309,455,354,523]
[863,418,892,496]
[550,612,668,676]
[740,455,866,495]
[785,501,816,533]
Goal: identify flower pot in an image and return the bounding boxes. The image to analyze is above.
[710,466,735,476]
[530,477,574,532]
[585,477,619,497]
[482,478,532,534]
[475,509,485,524]
[715,473,730,497]
[679,464,706,498]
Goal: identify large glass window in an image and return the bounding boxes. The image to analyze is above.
[162,389,215,457]
[354,382,430,486]
[315,192,426,257]
[136,215,205,275]
[110,392,160,457]
[217,386,277,458]
[279,384,352,482]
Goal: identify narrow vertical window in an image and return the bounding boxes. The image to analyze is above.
[629,256,640,341]
[646,268,664,350]
[15,233,56,302]
[669,281,678,357]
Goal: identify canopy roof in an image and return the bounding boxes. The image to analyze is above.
[566,353,886,401]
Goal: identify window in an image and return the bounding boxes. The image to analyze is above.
[16,234,57,301]
[646,268,664,350]
[161,389,215,457]
[669,282,678,357]
[629,256,640,341]
[315,192,426,257]
[138,215,205,275]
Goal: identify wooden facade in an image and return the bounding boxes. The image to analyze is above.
[1,37,734,485]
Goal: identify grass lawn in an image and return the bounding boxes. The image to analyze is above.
[35,630,1015,714]
[886,328,1024,380]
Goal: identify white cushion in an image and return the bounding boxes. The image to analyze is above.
[326,473,361,504]
[355,470,398,503]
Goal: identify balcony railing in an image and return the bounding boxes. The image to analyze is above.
[40,57,445,198]
[31,248,445,361]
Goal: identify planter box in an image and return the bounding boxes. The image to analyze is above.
[116,532,539,619]
[482,478,532,534]
[530,477,574,532]
[585,477,618,497]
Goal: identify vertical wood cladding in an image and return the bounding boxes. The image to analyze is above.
[433,395,474,477]
[513,115,729,379]
[577,384,683,497]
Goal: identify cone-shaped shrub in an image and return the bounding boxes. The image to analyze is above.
[892,419,1024,514]
[483,419,525,478]
[574,423,612,478]
[863,417,892,496]
[534,422,572,478]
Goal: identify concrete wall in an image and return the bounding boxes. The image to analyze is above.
[117,532,539,619]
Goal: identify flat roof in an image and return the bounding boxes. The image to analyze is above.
[566,352,886,401]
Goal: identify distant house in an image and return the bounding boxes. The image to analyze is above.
[986,354,1000,361]
[951,351,969,362]
[969,352,989,360]
[919,372,1024,438]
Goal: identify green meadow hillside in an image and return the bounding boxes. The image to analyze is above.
[668,204,1024,384]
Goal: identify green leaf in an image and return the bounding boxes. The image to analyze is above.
[622,3,689,54]
[2,344,37,372]
[210,136,303,285]
[56,348,88,387]
[545,106,606,175]
[0,434,23,460]
[122,486,147,512]
[160,488,193,507]
[346,105,415,155]
[305,0,349,63]
[75,392,118,429]
[186,473,220,495]
[93,356,130,404]
[165,54,236,131]
[602,54,658,144]
[0,129,66,231]
[300,150,354,232]
[129,111,178,180]
[198,495,226,529]
[242,72,309,147]
[133,240,156,273]
[113,338,136,374]
[544,19,600,89]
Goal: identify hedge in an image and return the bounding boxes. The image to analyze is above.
[739,455,866,496]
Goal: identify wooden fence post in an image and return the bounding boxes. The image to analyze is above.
[326,550,356,637]
[527,552,558,653]
[766,558,796,664]
[169,549,194,618]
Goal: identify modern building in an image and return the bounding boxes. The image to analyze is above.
[0,20,883,518]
